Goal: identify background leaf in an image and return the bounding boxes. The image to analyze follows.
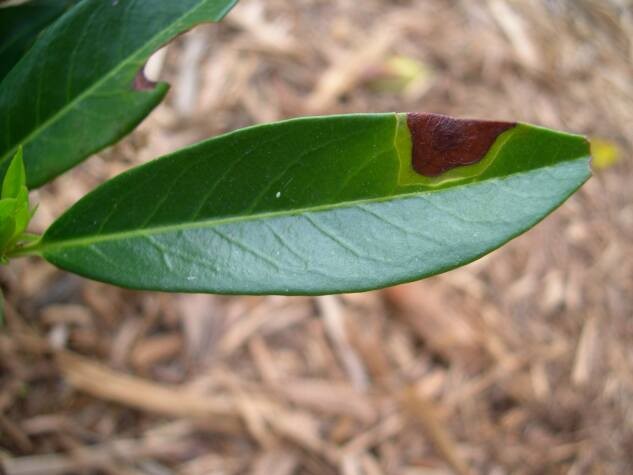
[0,0,238,188]
[0,0,77,81]
[36,113,591,295]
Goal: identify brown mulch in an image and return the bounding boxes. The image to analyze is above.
[2,1,633,474]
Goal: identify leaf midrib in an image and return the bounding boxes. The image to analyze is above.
[35,158,588,255]
[0,0,229,167]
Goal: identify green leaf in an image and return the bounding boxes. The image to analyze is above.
[0,199,17,253]
[0,0,238,188]
[0,0,78,81]
[0,192,32,254]
[0,198,18,218]
[0,148,32,253]
[0,198,17,220]
[36,113,591,295]
[2,147,26,199]
[0,149,34,255]
[9,187,31,246]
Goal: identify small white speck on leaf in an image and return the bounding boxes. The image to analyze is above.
[275,191,281,198]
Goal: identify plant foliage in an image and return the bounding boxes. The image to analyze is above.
[0,0,237,188]
[0,1,592,297]
[32,114,591,294]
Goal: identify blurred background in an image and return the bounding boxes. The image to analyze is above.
[1,0,633,474]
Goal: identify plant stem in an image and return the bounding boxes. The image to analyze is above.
[19,233,41,243]
[6,240,43,259]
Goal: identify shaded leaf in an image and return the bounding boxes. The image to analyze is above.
[0,0,238,188]
[0,0,77,81]
[37,113,591,295]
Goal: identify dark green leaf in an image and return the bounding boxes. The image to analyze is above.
[0,0,77,81]
[36,113,591,295]
[0,0,238,188]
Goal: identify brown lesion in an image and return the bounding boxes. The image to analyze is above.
[406,113,516,177]
[133,68,157,91]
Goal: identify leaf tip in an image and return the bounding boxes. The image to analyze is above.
[2,146,27,199]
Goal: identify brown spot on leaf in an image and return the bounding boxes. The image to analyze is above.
[407,113,515,177]
[133,68,156,91]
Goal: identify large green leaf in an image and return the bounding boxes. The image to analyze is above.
[31,113,591,295]
[0,0,238,188]
[0,0,78,81]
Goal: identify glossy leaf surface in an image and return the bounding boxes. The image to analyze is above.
[0,0,238,188]
[37,113,591,294]
[0,0,77,81]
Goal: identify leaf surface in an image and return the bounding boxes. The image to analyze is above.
[37,113,591,294]
[0,0,238,188]
[0,0,77,81]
